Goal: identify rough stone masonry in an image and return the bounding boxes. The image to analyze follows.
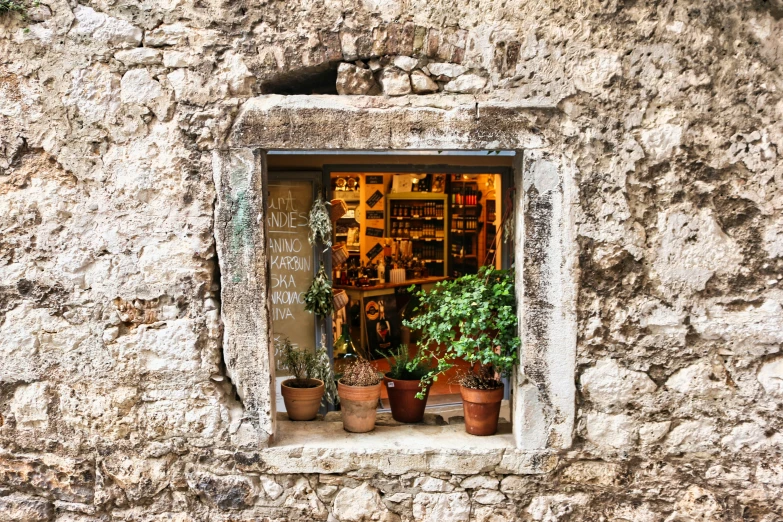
[1,0,783,521]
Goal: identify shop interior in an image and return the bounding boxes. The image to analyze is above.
[268,152,514,411]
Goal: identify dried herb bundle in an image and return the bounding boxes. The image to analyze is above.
[308,194,332,250]
[340,359,382,387]
[304,264,334,317]
[455,366,502,390]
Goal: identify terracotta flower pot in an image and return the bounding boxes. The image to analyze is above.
[337,381,382,433]
[383,375,431,423]
[460,383,504,436]
[281,379,325,421]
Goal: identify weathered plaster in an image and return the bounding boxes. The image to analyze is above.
[2,0,783,519]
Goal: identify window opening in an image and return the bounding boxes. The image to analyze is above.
[270,156,515,428]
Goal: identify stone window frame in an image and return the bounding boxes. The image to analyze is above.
[212,95,578,469]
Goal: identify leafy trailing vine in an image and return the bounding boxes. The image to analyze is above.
[404,266,520,394]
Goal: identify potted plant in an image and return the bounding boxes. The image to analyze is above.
[404,266,520,436]
[382,345,434,423]
[337,359,383,433]
[279,338,337,421]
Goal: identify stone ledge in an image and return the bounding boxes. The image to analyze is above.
[233,421,557,475]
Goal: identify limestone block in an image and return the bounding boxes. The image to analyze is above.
[120,69,163,106]
[664,419,718,453]
[413,476,454,492]
[340,29,373,61]
[410,70,439,94]
[763,215,783,258]
[219,52,255,96]
[163,51,200,68]
[756,463,783,485]
[580,358,657,409]
[115,48,162,66]
[64,63,121,125]
[691,299,783,348]
[572,51,621,95]
[560,461,623,486]
[145,23,189,47]
[652,207,742,299]
[0,494,53,522]
[665,360,731,399]
[379,67,411,96]
[639,300,687,336]
[758,356,783,395]
[443,73,487,94]
[426,62,467,78]
[332,483,393,521]
[69,5,142,48]
[283,477,327,519]
[472,489,506,505]
[137,319,201,373]
[639,123,683,164]
[0,454,95,503]
[472,505,517,522]
[665,486,721,521]
[610,503,663,522]
[317,484,339,502]
[167,69,214,105]
[186,470,257,510]
[392,55,418,72]
[459,476,499,490]
[499,476,527,496]
[101,454,174,503]
[336,63,377,95]
[259,475,284,500]
[10,381,49,430]
[526,493,589,521]
[585,412,637,449]
[412,492,470,522]
[639,421,671,446]
[720,422,782,451]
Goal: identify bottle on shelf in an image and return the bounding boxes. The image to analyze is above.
[334,323,359,374]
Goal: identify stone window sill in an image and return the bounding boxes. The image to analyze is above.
[235,418,557,476]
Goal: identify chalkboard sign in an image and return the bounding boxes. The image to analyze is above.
[366,190,383,208]
[366,210,384,220]
[366,227,384,238]
[267,179,315,376]
[366,242,383,260]
[366,175,384,185]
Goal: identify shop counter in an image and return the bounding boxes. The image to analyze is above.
[334,276,448,357]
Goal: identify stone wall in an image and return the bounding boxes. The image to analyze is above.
[1,0,782,520]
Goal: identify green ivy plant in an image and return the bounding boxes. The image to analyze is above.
[304,264,334,317]
[403,266,519,396]
[0,0,26,15]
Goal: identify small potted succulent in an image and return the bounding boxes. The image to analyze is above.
[337,359,383,433]
[383,345,434,423]
[404,266,519,436]
[279,338,337,421]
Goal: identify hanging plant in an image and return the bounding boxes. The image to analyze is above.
[308,194,332,251]
[304,264,334,317]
